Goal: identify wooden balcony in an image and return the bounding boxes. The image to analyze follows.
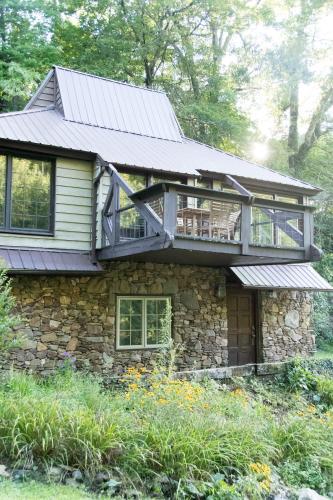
[97,167,321,267]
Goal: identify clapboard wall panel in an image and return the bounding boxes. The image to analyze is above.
[0,158,93,251]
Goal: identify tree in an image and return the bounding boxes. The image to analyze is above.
[265,0,333,177]
[0,0,60,112]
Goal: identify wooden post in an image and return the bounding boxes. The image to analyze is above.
[303,209,313,259]
[241,203,251,254]
[163,189,177,236]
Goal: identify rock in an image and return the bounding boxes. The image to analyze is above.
[0,464,10,477]
[21,339,37,350]
[163,278,178,294]
[50,320,60,329]
[37,342,47,352]
[66,337,78,351]
[180,290,199,311]
[297,488,329,500]
[65,478,80,488]
[40,333,57,343]
[87,277,107,294]
[102,352,113,367]
[285,310,300,329]
[48,466,63,479]
[72,469,83,482]
[150,282,163,294]
[12,469,29,481]
[95,471,110,483]
[86,323,102,335]
[60,295,71,305]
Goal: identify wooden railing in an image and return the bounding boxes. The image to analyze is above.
[100,167,320,262]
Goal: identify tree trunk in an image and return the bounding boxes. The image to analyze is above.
[288,80,300,175]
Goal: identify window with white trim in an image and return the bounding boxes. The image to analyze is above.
[116,296,171,349]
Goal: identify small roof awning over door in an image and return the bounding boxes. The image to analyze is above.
[230,264,333,291]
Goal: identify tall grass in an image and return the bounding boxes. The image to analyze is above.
[0,368,332,494]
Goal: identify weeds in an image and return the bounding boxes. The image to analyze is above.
[0,366,332,497]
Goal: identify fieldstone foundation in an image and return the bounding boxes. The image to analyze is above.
[1,262,228,376]
[260,289,315,362]
[0,262,315,376]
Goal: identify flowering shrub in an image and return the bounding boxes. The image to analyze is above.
[0,366,332,496]
[121,366,209,412]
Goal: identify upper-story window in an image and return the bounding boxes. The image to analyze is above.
[0,153,54,234]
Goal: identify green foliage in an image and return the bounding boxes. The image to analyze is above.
[0,0,61,111]
[0,369,332,496]
[278,458,330,494]
[283,358,317,393]
[315,375,333,407]
[0,269,21,351]
[313,255,333,346]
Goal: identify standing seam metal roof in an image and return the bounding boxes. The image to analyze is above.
[0,108,320,192]
[55,66,183,142]
[231,264,333,291]
[0,248,103,274]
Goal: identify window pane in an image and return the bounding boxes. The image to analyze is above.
[0,156,6,227]
[146,299,170,346]
[118,299,143,347]
[10,157,52,231]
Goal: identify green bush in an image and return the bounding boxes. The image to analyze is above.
[316,375,333,406]
[0,369,332,496]
[283,358,317,392]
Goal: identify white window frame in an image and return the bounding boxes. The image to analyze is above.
[116,296,171,350]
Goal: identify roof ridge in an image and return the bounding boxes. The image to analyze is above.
[0,107,54,119]
[54,65,167,95]
[184,136,321,192]
[62,116,184,143]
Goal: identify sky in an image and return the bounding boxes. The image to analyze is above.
[236,2,333,161]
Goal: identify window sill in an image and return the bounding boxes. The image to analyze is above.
[116,345,169,351]
[0,229,54,237]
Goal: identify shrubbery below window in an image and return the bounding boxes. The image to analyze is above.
[116,296,171,349]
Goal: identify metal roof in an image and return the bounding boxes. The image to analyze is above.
[0,108,319,192]
[231,264,333,291]
[0,248,103,274]
[47,67,183,142]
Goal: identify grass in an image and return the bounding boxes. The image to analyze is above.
[0,364,332,498]
[0,479,98,499]
[314,342,333,360]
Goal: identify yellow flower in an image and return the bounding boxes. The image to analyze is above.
[249,462,271,478]
[305,404,316,414]
[259,479,271,492]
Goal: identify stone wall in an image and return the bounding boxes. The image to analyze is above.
[260,289,315,362]
[1,262,228,376]
[0,262,315,376]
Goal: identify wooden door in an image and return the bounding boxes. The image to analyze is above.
[227,289,256,366]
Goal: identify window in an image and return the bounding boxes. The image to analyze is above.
[117,296,171,349]
[0,153,54,234]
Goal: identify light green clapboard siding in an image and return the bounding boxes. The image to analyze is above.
[0,158,93,251]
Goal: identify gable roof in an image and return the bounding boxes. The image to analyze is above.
[0,66,320,194]
[26,66,183,142]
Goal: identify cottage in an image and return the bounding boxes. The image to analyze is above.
[0,66,331,376]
